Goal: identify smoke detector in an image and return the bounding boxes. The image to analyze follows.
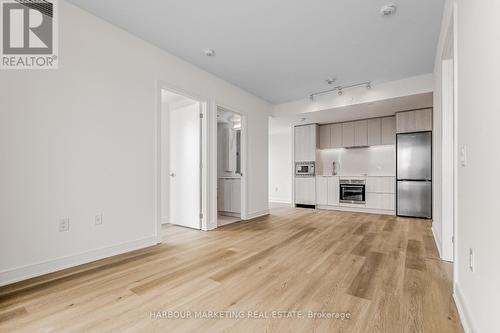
[203,48,215,57]
[380,4,397,16]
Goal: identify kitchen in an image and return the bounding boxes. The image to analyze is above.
[294,108,433,218]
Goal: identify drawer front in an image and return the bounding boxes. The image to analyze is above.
[366,193,395,210]
[366,177,395,194]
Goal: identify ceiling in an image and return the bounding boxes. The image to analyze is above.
[269,92,433,134]
[68,0,444,104]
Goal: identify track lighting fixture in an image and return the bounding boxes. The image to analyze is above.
[309,81,372,100]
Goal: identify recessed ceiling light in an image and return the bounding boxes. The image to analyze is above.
[380,4,397,16]
[203,48,215,57]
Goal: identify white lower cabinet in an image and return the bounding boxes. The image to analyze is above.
[366,193,395,211]
[295,177,316,205]
[316,177,328,205]
[327,177,339,206]
[315,176,339,206]
[366,177,395,193]
[365,176,395,211]
[217,178,241,213]
[231,179,241,213]
[316,176,395,214]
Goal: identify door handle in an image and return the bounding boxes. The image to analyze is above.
[170,173,175,177]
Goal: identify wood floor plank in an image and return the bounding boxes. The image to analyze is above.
[406,239,427,271]
[346,251,385,300]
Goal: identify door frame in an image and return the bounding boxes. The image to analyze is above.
[439,4,458,264]
[214,102,248,225]
[155,81,209,239]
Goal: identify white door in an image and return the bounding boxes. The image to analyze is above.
[169,102,201,229]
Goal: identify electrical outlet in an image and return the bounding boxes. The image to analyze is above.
[469,248,474,272]
[59,218,69,232]
[94,214,103,225]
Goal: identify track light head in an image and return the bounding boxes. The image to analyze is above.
[337,89,343,96]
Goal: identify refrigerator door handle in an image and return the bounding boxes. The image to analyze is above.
[397,179,432,182]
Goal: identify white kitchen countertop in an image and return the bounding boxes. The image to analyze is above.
[316,174,395,177]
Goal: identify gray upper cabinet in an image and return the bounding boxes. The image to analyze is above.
[319,124,331,149]
[319,123,342,149]
[381,116,396,144]
[396,108,433,133]
[318,116,395,149]
[342,122,355,147]
[331,123,343,148]
[367,118,382,146]
[354,120,368,146]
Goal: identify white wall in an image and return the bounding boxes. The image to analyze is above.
[435,1,500,332]
[0,1,271,285]
[268,128,292,204]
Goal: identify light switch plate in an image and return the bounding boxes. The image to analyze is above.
[460,145,467,167]
[469,248,474,272]
[59,218,69,232]
[94,214,103,225]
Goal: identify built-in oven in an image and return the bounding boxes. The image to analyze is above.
[339,179,366,204]
[295,162,315,177]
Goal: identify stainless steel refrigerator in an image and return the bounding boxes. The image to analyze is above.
[396,131,432,218]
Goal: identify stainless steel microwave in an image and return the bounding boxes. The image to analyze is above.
[295,162,315,177]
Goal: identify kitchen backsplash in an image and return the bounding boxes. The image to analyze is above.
[316,145,395,176]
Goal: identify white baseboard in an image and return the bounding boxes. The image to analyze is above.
[161,217,169,224]
[269,198,292,204]
[453,282,476,333]
[218,211,241,218]
[244,209,270,220]
[316,205,395,216]
[431,223,443,259]
[0,235,159,287]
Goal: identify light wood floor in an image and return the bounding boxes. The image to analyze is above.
[0,207,463,332]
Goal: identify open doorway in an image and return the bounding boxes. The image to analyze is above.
[216,106,244,226]
[160,88,205,230]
